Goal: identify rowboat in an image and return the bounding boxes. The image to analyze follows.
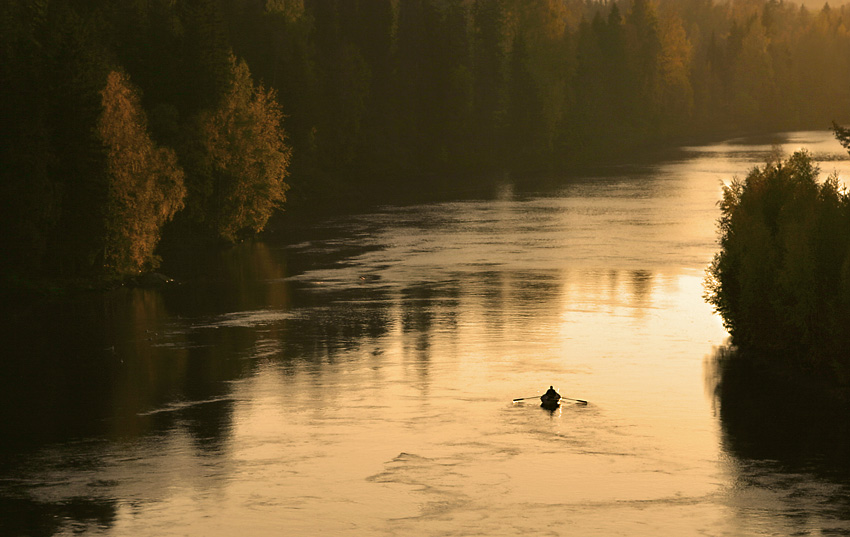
[513,386,587,407]
[540,393,561,408]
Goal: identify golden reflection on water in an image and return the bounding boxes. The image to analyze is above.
[178,267,729,535]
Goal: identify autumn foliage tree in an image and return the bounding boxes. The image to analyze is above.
[98,70,186,276]
[186,55,292,242]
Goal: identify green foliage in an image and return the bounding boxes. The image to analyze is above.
[471,0,509,165]
[31,1,114,276]
[507,32,545,167]
[705,150,850,376]
[835,121,850,153]
[186,56,292,242]
[98,71,186,276]
[0,0,59,274]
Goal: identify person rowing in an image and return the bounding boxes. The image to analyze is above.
[540,386,561,407]
[512,389,586,405]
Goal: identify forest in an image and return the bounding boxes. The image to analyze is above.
[2,0,850,280]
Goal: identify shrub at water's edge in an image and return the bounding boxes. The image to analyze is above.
[704,149,850,386]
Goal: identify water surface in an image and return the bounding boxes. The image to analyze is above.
[2,131,850,536]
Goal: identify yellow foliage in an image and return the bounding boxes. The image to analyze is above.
[658,12,694,121]
[196,55,292,242]
[98,70,186,276]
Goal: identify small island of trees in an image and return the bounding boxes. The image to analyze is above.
[705,129,850,389]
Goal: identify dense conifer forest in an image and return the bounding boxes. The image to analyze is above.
[2,0,850,280]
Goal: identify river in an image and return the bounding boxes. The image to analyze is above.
[2,131,850,536]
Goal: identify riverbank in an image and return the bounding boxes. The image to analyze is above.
[273,126,788,225]
[2,127,840,302]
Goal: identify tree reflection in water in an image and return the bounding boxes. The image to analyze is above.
[706,342,850,530]
[0,496,116,537]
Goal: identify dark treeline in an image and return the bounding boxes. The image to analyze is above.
[2,0,850,281]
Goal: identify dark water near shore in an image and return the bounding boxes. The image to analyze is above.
[2,131,850,536]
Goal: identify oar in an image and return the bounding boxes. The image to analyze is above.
[512,396,588,405]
